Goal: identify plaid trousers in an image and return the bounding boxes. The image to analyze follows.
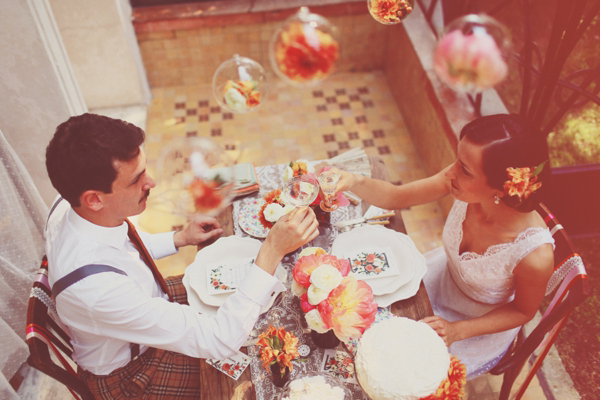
[78,275,202,399]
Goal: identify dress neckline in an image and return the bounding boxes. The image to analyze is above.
[457,201,548,259]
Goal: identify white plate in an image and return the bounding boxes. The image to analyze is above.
[184,236,286,314]
[331,225,418,296]
[238,198,269,238]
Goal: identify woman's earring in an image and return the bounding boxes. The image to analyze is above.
[494,195,500,205]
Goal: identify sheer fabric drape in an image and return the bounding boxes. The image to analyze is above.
[0,129,49,399]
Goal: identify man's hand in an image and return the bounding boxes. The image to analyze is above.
[255,207,320,275]
[173,216,223,249]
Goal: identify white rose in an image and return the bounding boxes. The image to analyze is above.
[310,264,343,292]
[307,284,330,305]
[291,279,307,297]
[305,309,329,333]
[264,203,285,222]
[224,87,247,112]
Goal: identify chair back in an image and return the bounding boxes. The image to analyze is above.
[489,203,590,400]
[25,256,94,400]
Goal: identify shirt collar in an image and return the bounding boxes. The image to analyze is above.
[68,208,129,250]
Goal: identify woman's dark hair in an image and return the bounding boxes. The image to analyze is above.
[46,113,145,207]
[459,113,551,213]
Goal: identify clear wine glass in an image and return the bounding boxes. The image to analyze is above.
[280,175,320,207]
[317,167,341,212]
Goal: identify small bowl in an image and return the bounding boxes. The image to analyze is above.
[277,371,351,399]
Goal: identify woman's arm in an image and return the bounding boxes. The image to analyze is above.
[423,244,554,345]
[330,165,453,210]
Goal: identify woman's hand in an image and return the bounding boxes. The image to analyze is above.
[256,207,320,274]
[314,163,359,195]
[420,316,461,346]
[173,216,223,248]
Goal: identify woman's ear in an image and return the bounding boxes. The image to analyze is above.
[80,190,104,212]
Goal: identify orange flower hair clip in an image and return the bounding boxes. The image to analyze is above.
[503,161,547,202]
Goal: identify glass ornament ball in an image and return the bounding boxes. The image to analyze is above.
[367,0,414,25]
[212,54,267,114]
[433,14,511,93]
[269,7,340,86]
[155,137,235,218]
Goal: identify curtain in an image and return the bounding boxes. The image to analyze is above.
[0,128,49,399]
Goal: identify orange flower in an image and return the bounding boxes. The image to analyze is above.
[256,325,301,375]
[187,178,223,213]
[223,80,261,111]
[369,0,413,24]
[275,22,339,83]
[503,166,543,202]
[259,189,285,229]
[317,276,378,342]
[421,356,466,400]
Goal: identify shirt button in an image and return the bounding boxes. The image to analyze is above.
[270,291,275,297]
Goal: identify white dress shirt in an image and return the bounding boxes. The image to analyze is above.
[45,199,285,375]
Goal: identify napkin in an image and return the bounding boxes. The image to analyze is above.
[206,352,251,380]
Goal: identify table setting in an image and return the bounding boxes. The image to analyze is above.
[181,155,448,399]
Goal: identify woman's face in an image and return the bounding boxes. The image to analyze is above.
[445,138,499,203]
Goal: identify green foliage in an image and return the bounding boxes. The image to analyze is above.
[548,104,600,167]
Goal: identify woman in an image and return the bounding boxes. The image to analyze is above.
[327,114,554,379]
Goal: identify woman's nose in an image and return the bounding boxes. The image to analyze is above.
[445,162,458,179]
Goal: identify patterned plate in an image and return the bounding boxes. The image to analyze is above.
[238,198,270,238]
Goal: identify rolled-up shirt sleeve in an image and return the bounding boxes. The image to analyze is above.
[138,231,177,259]
[58,263,286,364]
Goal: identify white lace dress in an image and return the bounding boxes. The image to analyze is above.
[423,200,554,380]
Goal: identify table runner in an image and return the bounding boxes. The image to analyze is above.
[231,164,369,399]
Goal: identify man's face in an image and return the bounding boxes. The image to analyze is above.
[102,149,155,221]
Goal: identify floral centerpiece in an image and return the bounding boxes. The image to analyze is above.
[433,17,509,92]
[368,0,414,25]
[421,356,467,400]
[274,21,339,84]
[258,189,295,229]
[256,325,302,387]
[223,79,261,112]
[292,247,378,343]
[283,159,315,183]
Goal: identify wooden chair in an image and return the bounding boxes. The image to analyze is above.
[489,203,590,400]
[25,256,94,400]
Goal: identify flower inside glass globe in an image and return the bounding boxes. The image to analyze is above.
[433,14,511,93]
[269,7,340,86]
[155,137,235,218]
[213,54,267,114]
[367,0,414,25]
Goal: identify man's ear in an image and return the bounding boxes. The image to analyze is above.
[80,190,104,212]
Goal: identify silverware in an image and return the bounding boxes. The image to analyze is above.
[333,211,395,228]
[339,220,390,232]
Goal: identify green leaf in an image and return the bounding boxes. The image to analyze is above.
[532,160,548,177]
[273,336,281,350]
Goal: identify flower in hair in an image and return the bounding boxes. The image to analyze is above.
[503,161,546,202]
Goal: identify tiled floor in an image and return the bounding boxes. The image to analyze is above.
[136,70,548,399]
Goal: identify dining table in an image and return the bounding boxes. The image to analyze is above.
[192,155,434,400]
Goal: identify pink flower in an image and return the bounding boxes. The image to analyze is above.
[293,254,351,288]
[318,276,378,342]
[300,292,316,313]
[434,29,508,91]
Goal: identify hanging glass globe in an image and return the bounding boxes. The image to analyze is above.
[155,137,235,218]
[433,14,511,93]
[212,54,267,114]
[368,0,414,25]
[269,7,340,86]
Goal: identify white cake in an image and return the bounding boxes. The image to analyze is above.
[355,317,450,400]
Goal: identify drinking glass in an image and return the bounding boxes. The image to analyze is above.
[317,167,341,212]
[280,175,320,207]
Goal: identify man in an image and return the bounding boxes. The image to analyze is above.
[44,113,319,398]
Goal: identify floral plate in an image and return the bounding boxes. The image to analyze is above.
[238,198,270,238]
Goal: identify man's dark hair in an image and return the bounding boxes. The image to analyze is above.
[460,113,551,213]
[46,113,145,207]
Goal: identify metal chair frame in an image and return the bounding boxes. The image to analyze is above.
[489,203,590,400]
